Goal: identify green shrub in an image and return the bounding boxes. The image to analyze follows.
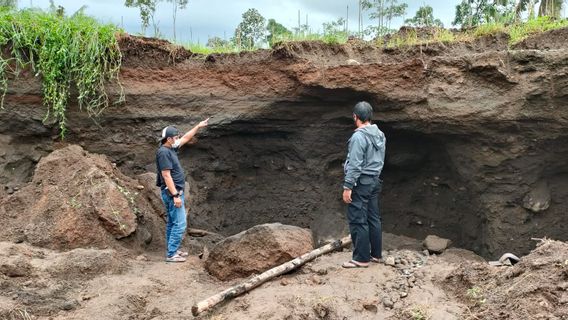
[0,8,123,138]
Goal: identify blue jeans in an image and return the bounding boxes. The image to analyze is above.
[161,189,187,258]
[346,176,382,262]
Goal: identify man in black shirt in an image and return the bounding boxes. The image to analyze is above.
[156,118,208,262]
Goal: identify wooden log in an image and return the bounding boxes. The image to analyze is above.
[191,235,352,316]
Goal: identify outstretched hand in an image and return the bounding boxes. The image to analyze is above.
[198,118,209,128]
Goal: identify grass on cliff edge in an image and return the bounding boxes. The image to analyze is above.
[0,8,123,138]
[189,16,568,53]
[383,16,568,48]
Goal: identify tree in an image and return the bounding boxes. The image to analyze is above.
[48,0,65,17]
[0,0,17,9]
[538,0,563,17]
[452,0,547,26]
[323,17,347,35]
[505,0,564,21]
[405,5,443,27]
[206,36,229,49]
[124,0,159,36]
[452,0,511,27]
[234,8,266,49]
[322,17,349,43]
[362,0,408,36]
[166,0,188,42]
[266,19,292,46]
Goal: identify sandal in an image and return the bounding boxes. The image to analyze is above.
[342,260,369,268]
[370,257,383,263]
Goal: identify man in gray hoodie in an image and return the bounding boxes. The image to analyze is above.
[342,101,386,268]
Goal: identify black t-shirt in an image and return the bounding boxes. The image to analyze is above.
[156,145,185,192]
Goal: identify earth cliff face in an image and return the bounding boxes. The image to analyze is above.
[1,30,567,258]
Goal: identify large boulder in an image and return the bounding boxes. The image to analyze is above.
[0,145,165,250]
[423,235,452,254]
[206,223,314,281]
[522,181,551,213]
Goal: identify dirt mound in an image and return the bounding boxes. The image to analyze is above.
[444,239,568,319]
[118,34,193,68]
[513,27,568,50]
[0,145,165,251]
[206,223,314,280]
[0,241,126,317]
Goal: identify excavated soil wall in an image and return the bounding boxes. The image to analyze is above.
[1,31,567,258]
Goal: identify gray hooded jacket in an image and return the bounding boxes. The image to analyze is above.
[343,124,386,189]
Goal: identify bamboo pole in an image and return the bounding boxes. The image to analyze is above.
[191,235,352,316]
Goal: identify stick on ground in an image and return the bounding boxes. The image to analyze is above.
[191,235,352,316]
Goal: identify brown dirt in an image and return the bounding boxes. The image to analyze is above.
[3,234,565,319]
[444,239,568,319]
[0,235,468,320]
[513,27,568,50]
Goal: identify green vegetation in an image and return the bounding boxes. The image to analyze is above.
[403,305,431,320]
[382,16,568,48]
[267,19,292,47]
[362,0,408,36]
[508,16,568,43]
[125,0,188,40]
[234,8,266,50]
[0,7,123,138]
[466,286,487,306]
[453,0,565,27]
[405,5,443,27]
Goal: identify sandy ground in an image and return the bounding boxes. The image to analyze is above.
[1,233,479,320]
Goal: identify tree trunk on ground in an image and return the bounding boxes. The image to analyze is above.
[191,235,352,316]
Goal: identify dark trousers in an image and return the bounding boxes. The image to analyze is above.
[347,176,382,262]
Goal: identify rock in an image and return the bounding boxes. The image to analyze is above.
[137,172,164,216]
[307,275,323,285]
[346,59,360,65]
[312,267,328,275]
[60,299,79,311]
[0,259,32,277]
[90,179,137,238]
[136,255,148,261]
[137,226,153,245]
[13,234,25,244]
[423,235,452,254]
[46,248,125,279]
[382,297,394,309]
[385,256,396,266]
[205,223,314,280]
[522,181,551,213]
[362,299,378,313]
[400,292,408,298]
[280,278,291,286]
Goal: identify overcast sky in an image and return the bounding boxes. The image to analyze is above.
[20,0,566,44]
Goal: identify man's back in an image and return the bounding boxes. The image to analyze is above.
[344,124,386,189]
